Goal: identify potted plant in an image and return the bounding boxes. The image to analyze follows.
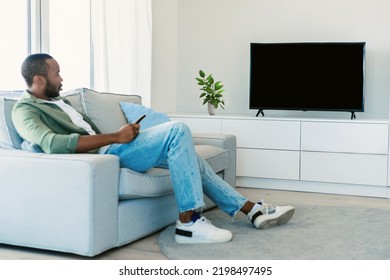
[196,70,225,115]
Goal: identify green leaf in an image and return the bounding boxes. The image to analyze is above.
[207,75,214,84]
[215,82,223,90]
[199,93,206,98]
[199,70,205,78]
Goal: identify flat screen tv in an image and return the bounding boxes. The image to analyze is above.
[249,42,366,119]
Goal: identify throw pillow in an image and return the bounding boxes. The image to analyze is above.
[21,140,44,153]
[0,97,23,149]
[119,102,170,130]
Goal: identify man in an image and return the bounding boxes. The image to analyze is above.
[12,53,295,244]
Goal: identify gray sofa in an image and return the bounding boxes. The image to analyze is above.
[0,88,236,257]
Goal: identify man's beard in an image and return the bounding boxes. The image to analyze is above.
[44,78,61,99]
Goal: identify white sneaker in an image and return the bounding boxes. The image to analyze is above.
[248,202,295,229]
[175,216,233,244]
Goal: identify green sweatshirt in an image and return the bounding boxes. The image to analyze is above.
[12,91,101,154]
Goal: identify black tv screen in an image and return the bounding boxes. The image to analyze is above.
[249,42,366,117]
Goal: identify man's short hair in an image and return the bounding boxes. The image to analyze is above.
[21,53,53,87]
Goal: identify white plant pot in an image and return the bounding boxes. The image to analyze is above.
[207,103,217,115]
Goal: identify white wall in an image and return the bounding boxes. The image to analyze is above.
[151,0,178,112]
[152,0,390,119]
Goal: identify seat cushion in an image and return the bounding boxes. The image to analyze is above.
[118,145,229,200]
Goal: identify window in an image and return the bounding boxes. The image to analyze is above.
[0,0,90,91]
[0,0,29,90]
[0,0,151,102]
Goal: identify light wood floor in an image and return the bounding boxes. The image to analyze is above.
[1,187,389,260]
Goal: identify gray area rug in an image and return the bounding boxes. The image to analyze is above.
[158,204,390,260]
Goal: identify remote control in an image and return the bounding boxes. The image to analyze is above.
[134,114,146,124]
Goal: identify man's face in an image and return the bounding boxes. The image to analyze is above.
[44,59,63,99]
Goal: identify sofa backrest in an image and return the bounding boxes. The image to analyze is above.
[0,88,142,150]
[62,88,142,134]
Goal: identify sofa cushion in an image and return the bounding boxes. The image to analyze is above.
[0,94,23,149]
[118,145,229,199]
[62,88,142,134]
[119,102,170,130]
[60,88,85,113]
[119,167,171,199]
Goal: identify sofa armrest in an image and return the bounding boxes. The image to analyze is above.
[192,133,237,187]
[0,149,120,256]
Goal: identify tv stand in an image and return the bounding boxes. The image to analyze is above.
[351,112,356,119]
[168,113,390,198]
[255,109,264,117]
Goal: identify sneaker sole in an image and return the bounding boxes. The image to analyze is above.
[175,233,232,244]
[254,208,295,229]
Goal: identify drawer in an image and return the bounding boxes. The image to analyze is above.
[301,122,388,154]
[301,151,388,186]
[237,148,300,180]
[222,119,300,150]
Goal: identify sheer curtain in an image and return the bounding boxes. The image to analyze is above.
[48,0,91,91]
[91,0,152,106]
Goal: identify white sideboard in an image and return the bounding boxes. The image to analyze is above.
[169,113,390,198]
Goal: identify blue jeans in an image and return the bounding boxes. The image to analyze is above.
[106,121,247,217]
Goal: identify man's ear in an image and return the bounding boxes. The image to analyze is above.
[32,75,45,86]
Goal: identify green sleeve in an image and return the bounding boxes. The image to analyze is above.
[12,103,80,154]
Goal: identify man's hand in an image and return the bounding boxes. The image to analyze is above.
[114,124,140,143]
[76,123,141,153]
